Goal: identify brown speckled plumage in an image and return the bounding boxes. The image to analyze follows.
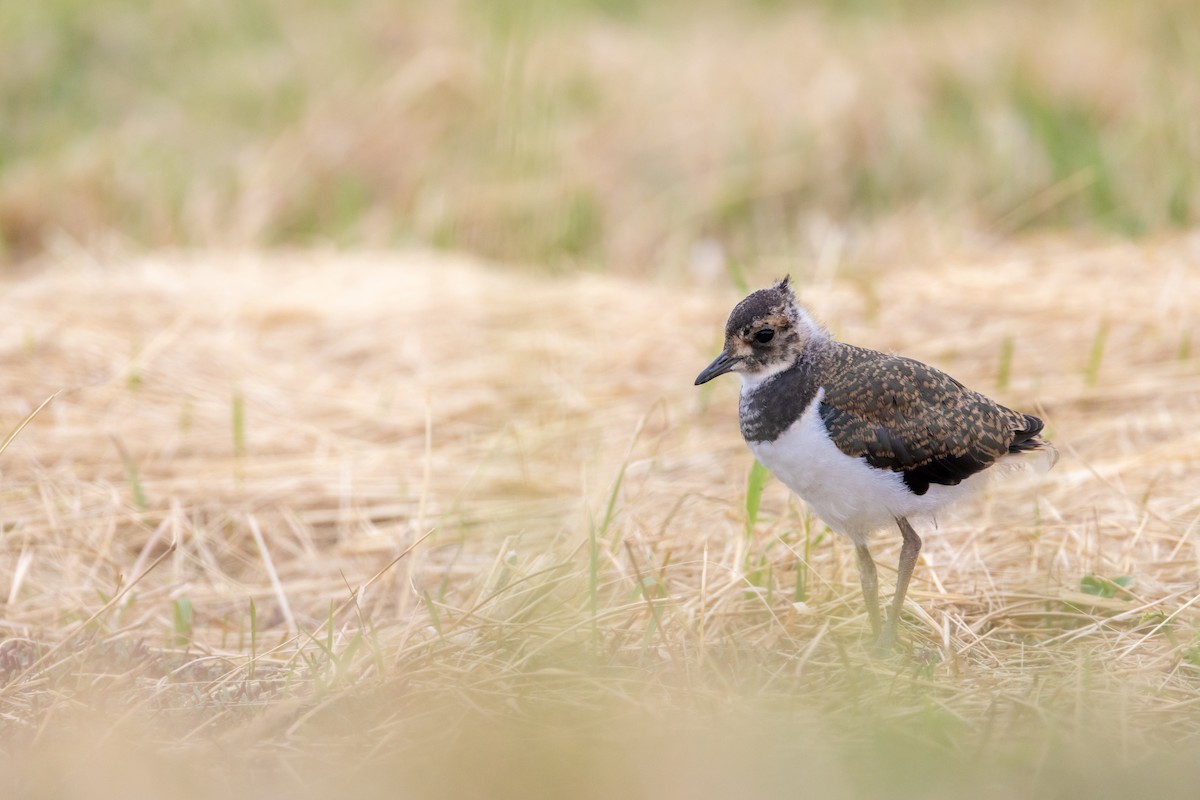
[815,343,1046,495]
[696,277,1055,652]
[706,277,1049,494]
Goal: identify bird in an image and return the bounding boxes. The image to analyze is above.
[695,277,1055,652]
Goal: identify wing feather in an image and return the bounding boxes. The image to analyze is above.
[818,346,1035,495]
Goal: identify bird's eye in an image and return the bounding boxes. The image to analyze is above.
[754,328,775,344]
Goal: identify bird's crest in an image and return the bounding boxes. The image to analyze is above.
[773,275,796,304]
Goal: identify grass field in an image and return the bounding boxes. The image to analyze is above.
[4,1,1200,798]
[2,240,1199,797]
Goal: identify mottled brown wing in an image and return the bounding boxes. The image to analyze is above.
[817,345,1037,495]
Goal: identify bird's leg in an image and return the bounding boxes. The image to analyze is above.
[876,516,922,652]
[855,543,881,637]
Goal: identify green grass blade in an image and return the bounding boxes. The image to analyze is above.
[249,598,257,681]
[232,389,246,458]
[112,436,148,510]
[598,463,627,540]
[326,599,334,656]
[172,597,193,647]
[232,389,246,482]
[1085,320,1108,386]
[423,589,444,637]
[745,459,768,540]
[996,335,1014,390]
[589,520,599,635]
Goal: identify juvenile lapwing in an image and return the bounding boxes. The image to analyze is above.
[696,277,1055,652]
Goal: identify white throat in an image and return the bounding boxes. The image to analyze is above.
[738,359,793,392]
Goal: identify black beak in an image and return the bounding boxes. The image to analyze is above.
[695,352,740,385]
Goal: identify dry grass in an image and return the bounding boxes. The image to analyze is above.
[6,2,1200,795]
[1,239,1199,797]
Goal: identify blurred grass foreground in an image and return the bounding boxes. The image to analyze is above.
[3,0,1199,269]
[4,2,1200,799]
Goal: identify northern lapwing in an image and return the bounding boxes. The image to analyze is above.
[695,277,1055,651]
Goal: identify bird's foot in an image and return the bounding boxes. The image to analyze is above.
[872,624,898,656]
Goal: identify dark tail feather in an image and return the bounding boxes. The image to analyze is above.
[1009,413,1058,469]
[1009,414,1044,453]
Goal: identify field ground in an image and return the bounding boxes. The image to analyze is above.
[1,238,1199,797]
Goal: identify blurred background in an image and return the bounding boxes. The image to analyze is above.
[4,3,1200,799]
[3,0,1197,272]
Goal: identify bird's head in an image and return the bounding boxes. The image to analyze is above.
[694,276,819,387]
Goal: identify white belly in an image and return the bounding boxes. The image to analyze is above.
[746,390,975,544]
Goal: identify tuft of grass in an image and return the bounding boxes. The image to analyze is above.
[793,512,826,604]
[742,459,773,587]
[996,334,1014,390]
[248,597,258,681]
[1185,638,1200,667]
[422,589,444,638]
[112,436,148,510]
[1011,75,1129,233]
[589,519,600,633]
[172,597,194,647]
[745,459,768,539]
[232,388,246,485]
[1080,574,1135,601]
[1085,320,1109,386]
